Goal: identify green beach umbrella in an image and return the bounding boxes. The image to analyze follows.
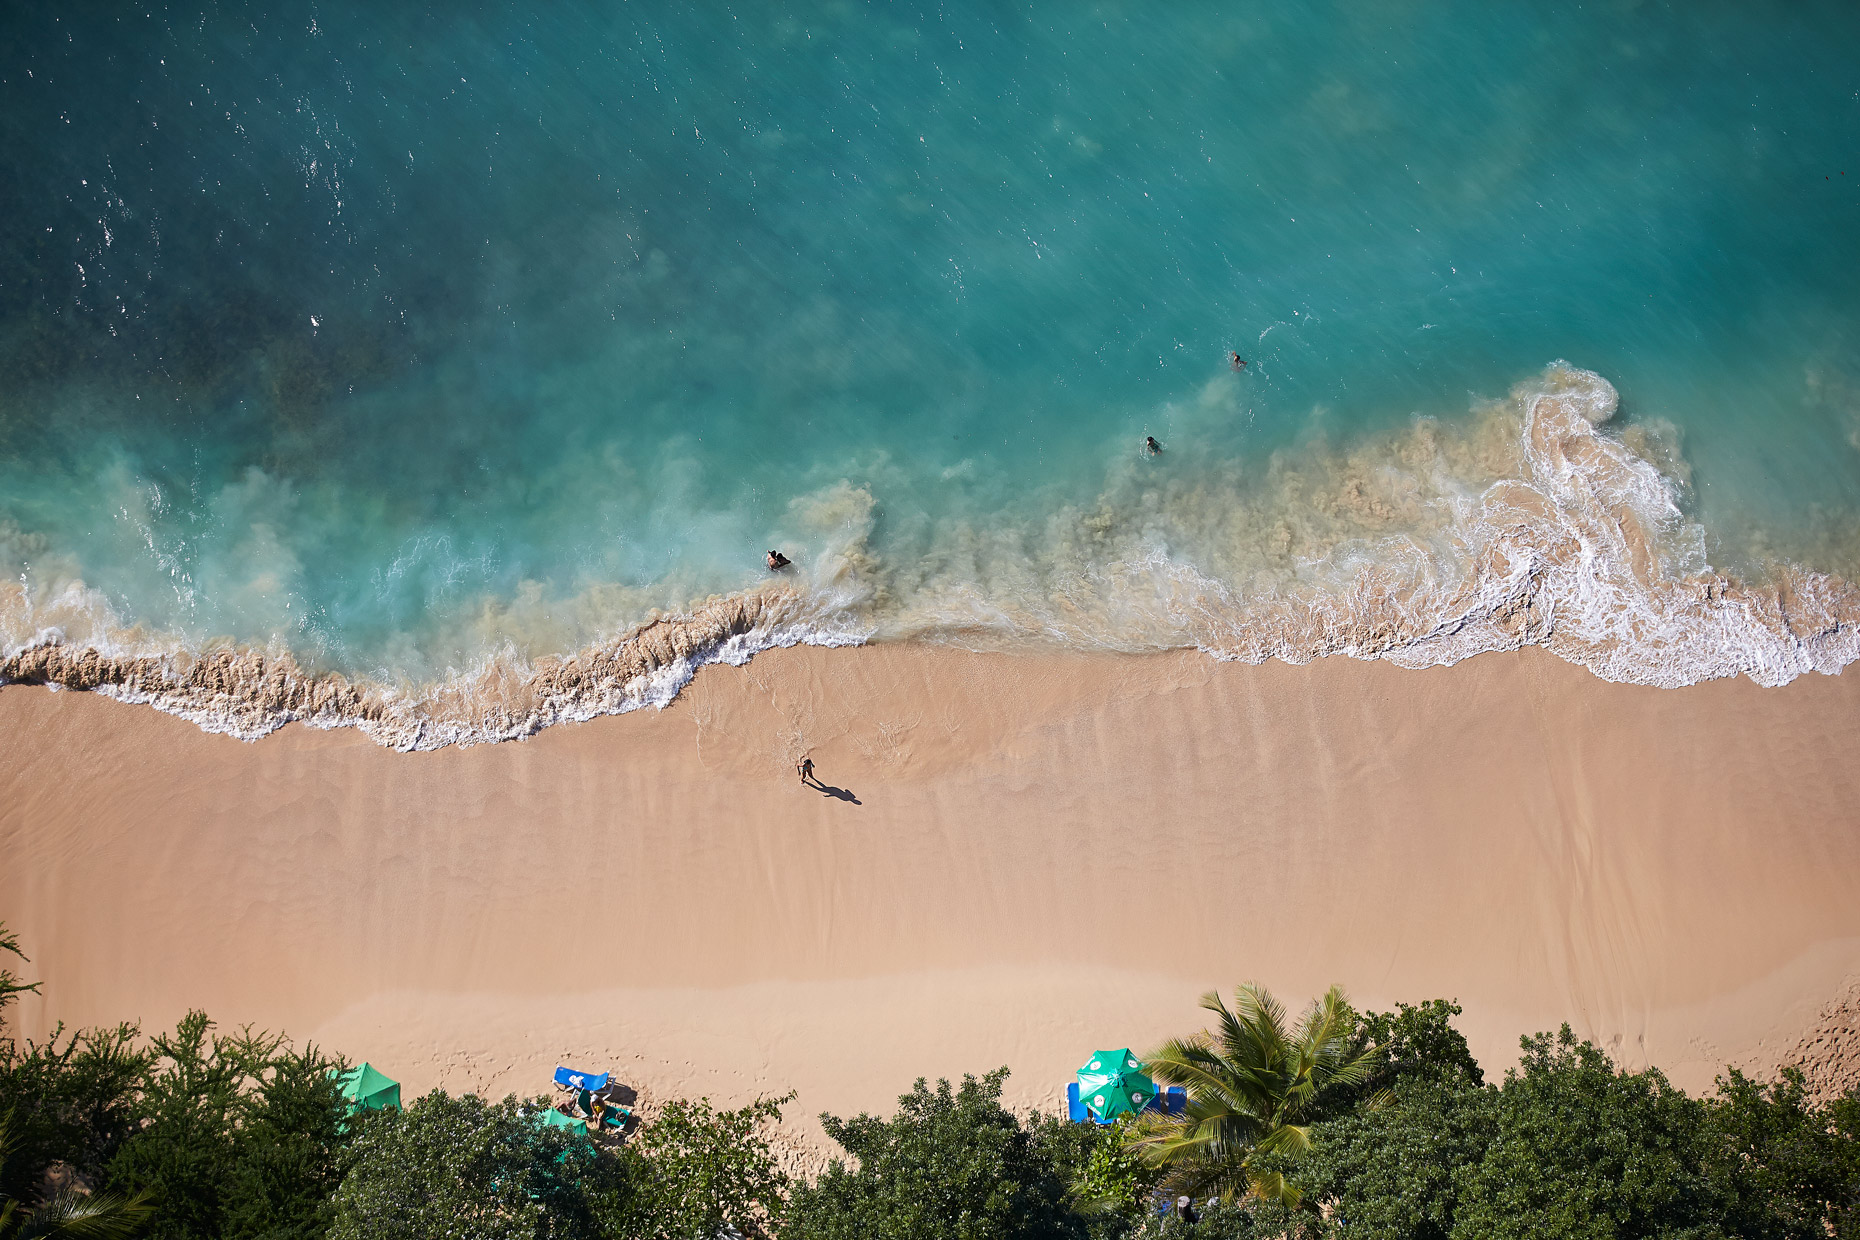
[334,1063,401,1112]
[1076,1048,1155,1122]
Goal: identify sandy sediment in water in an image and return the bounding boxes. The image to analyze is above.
[2,644,1858,1162]
[8,366,1860,760]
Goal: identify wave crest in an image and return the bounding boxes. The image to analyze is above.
[1178,364,1860,684]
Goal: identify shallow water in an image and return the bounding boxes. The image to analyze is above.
[3,2,1859,744]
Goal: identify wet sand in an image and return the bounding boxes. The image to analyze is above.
[2,644,1858,1159]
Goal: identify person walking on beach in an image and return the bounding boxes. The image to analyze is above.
[798,756,816,786]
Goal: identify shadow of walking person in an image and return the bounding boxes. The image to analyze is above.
[798,755,859,803]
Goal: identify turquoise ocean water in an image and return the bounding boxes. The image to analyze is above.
[3,3,1858,745]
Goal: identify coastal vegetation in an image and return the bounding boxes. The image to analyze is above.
[1126,985,1377,1209]
[5,927,1857,1239]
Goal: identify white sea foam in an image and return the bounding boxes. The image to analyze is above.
[5,364,1858,748]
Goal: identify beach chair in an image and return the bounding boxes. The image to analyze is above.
[553,1065,610,1092]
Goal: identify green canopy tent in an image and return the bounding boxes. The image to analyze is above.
[533,1107,587,1133]
[530,1106,596,1155]
[1076,1048,1156,1123]
[334,1063,401,1113]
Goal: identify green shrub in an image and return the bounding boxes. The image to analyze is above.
[1292,1020,1860,1240]
[785,1068,1088,1240]
[327,1091,613,1240]
[104,1012,351,1240]
[604,1094,792,1240]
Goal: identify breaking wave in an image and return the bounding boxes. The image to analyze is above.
[5,364,1857,749]
[0,586,868,750]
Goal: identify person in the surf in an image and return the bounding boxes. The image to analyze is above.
[766,549,791,571]
[1231,351,1247,371]
[1145,435,1163,455]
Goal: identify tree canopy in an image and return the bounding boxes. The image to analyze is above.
[604,1094,792,1240]
[326,1091,613,1240]
[1285,1022,1860,1240]
[786,1069,1091,1240]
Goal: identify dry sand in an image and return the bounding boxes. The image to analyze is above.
[3,644,1859,1160]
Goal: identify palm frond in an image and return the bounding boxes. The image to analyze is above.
[1251,1124,1313,1159]
[1155,1147,1254,1205]
[1126,981,1364,1211]
[1128,1108,1269,1170]
[1231,985,1289,1067]
[1143,1048,1269,1118]
[14,1189,153,1240]
[1247,1168,1304,1212]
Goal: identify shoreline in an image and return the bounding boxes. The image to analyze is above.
[3,644,1858,1156]
[7,369,1860,755]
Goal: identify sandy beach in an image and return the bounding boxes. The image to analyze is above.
[3,645,1859,1160]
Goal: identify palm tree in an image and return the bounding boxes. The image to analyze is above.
[1127,983,1375,1210]
[0,1115,152,1240]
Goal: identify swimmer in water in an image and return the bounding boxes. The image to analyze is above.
[766,550,791,571]
[1145,436,1162,455]
[1231,352,1247,371]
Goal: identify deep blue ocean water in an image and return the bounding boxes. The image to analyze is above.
[3,2,1859,726]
